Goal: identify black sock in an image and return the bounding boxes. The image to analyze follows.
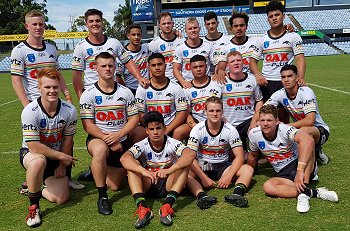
[133,193,147,208]
[67,165,72,180]
[164,191,179,207]
[233,183,247,196]
[28,191,42,207]
[303,184,317,197]
[197,191,207,200]
[97,185,108,199]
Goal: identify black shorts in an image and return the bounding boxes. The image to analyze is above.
[275,159,317,182]
[235,118,252,150]
[317,126,329,145]
[86,135,129,168]
[129,88,137,96]
[145,178,168,198]
[19,148,65,181]
[260,80,283,102]
[203,161,232,181]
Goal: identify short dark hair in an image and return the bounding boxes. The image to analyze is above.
[229,12,249,27]
[127,23,142,34]
[259,104,278,119]
[280,64,298,75]
[266,0,284,15]
[190,55,206,63]
[204,11,217,22]
[148,53,165,63]
[84,9,103,22]
[158,12,173,23]
[95,52,115,62]
[142,111,165,127]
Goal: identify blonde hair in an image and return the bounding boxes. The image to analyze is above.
[25,10,45,23]
[205,96,223,110]
[185,17,199,27]
[259,105,278,119]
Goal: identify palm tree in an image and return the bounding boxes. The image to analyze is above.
[112,0,132,40]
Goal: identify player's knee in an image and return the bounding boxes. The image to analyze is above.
[91,145,109,160]
[240,164,254,177]
[56,193,69,205]
[108,183,122,192]
[28,156,47,172]
[263,181,276,196]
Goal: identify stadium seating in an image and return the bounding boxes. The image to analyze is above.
[58,54,73,69]
[0,57,11,72]
[333,41,350,54]
[303,43,341,56]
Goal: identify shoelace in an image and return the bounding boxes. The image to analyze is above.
[160,204,173,217]
[133,205,149,219]
[27,208,37,220]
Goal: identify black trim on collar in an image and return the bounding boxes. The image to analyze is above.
[160,34,177,42]
[267,30,287,40]
[23,41,46,52]
[285,87,300,100]
[191,76,211,89]
[95,81,118,95]
[37,97,61,119]
[205,120,224,137]
[205,33,223,42]
[125,43,142,53]
[148,135,167,153]
[184,38,203,49]
[150,78,170,91]
[85,35,108,46]
[262,124,279,142]
[228,72,248,83]
[230,36,249,46]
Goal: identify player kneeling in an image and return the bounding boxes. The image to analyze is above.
[20,68,77,227]
[120,111,196,229]
[248,105,338,213]
[187,96,254,209]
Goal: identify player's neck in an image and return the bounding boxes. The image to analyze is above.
[127,43,141,52]
[150,138,164,151]
[206,31,221,40]
[161,32,176,41]
[207,120,221,133]
[285,86,298,98]
[26,36,43,49]
[186,37,201,47]
[193,76,209,87]
[88,33,105,44]
[151,76,167,88]
[232,35,247,44]
[41,98,58,116]
[229,71,245,81]
[97,79,115,93]
[269,26,286,38]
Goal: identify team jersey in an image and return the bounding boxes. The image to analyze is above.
[118,43,150,90]
[149,34,184,80]
[204,33,231,74]
[184,77,222,122]
[266,86,329,132]
[188,121,242,163]
[135,79,187,126]
[251,31,304,81]
[173,39,218,81]
[21,98,77,150]
[248,123,299,173]
[11,41,60,101]
[219,36,258,73]
[129,136,187,171]
[79,82,138,142]
[221,73,263,126]
[72,36,131,88]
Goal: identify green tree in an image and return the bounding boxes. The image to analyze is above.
[112,0,132,40]
[69,15,112,35]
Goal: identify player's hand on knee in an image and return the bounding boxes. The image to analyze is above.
[142,170,158,184]
[103,131,121,145]
[60,154,77,167]
[294,171,306,193]
[110,142,123,152]
[156,168,172,179]
[54,164,67,177]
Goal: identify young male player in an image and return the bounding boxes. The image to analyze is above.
[187,97,254,209]
[79,52,139,215]
[250,0,306,102]
[20,68,77,227]
[222,51,263,148]
[248,105,338,213]
[173,17,218,88]
[265,64,330,164]
[120,111,196,228]
[135,53,188,140]
[11,10,83,190]
[149,12,184,81]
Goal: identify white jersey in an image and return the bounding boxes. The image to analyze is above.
[173,39,218,81]
[184,77,222,122]
[11,41,60,101]
[129,136,187,171]
[251,31,304,81]
[149,34,184,80]
[79,82,138,142]
[188,121,242,163]
[249,123,299,173]
[222,73,263,126]
[21,98,77,150]
[72,36,131,88]
[120,43,150,90]
[135,79,187,126]
[204,33,231,74]
[266,87,329,132]
[220,36,258,73]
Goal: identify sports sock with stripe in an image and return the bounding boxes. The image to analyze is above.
[233,183,247,196]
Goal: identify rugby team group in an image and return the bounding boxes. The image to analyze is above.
[11,0,339,228]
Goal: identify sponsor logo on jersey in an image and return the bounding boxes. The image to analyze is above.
[263,41,269,48]
[165,93,173,97]
[95,96,103,105]
[107,47,114,53]
[226,84,232,92]
[160,44,166,51]
[27,54,35,63]
[246,85,253,89]
[265,53,288,62]
[117,97,125,101]
[202,137,208,144]
[220,43,226,46]
[58,119,66,125]
[219,138,226,143]
[258,141,265,149]
[183,50,189,57]
[86,48,93,56]
[283,41,291,45]
[283,98,289,106]
[49,54,54,58]
[191,91,197,98]
[40,119,46,128]
[147,92,153,99]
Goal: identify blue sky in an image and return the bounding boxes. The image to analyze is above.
[45,0,125,31]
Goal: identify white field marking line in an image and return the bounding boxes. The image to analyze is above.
[308,83,350,95]
[0,82,73,107]
[1,146,86,155]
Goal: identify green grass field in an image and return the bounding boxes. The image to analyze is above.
[0,55,349,230]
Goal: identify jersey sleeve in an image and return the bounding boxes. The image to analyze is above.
[253,81,263,102]
[125,89,138,117]
[173,45,183,64]
[21,106,39,142]
[187,126,200,152]
[148,40,158,53]
[228,126,243,149]
[10,46,25,77]
[135,86,146,113]
[265,90,281,107]
[248,128,259,152]
[250,36,263,61]
[281,124,299,142]
[72,44,85,71]
[174,85,188,112]
[292,33,304,55]
[63,103,78,136]
[79,89,95,120]
[129,141,145,159]
[115,40,131,64]
[115,58,124,77]
[172,139,187,157]
[302,88,317,115]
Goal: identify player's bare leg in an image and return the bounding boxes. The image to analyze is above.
[172,124,191,141]
[42,176,69,204]
[106,167,126,191]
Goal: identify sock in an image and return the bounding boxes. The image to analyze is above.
[233,183,247,196]
[133,193,147,208]
[28,191,42,207]
[97,185,108,199]
[196,191,207,200]
[67,165,72,180]
[303,184,318,198]
[164,191,179,207]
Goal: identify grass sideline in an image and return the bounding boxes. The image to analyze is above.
[0,55,349,230]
